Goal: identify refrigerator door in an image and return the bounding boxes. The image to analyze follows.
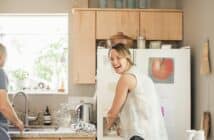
[134,49,191,140]
[97,48,121,140]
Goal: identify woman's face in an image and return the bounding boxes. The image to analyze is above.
[109,49,129,74]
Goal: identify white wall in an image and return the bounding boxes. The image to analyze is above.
[180,0,214,139]
[0,0,88,12]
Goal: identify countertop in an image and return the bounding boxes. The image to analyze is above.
[9,127,96,138]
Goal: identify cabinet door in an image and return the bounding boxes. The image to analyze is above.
[140,11,182,40]
[71,10,96,84]
[96,11,139,39]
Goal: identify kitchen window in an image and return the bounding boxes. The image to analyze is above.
[0,14,68,93]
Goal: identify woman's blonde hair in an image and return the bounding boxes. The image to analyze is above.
[0,43,7,57]
[109,43,134,66]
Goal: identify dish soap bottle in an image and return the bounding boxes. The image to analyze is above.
[43,106,52,125]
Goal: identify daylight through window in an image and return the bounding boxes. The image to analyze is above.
[0,14,68,93]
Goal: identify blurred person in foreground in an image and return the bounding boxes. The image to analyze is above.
[0,43,24,139]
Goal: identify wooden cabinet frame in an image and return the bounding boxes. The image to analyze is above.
[71,10,96,84]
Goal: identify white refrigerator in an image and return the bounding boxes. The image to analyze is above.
[96,48,191,140]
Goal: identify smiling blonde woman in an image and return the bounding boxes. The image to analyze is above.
[106,43,168,140]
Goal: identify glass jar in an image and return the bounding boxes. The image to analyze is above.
[138,0,148,8]
[137,36,146,49]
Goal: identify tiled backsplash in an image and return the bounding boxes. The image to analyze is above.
[68,96,95,109]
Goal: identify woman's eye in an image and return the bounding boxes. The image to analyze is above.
[110,58,114,62]
[117,56,122,60]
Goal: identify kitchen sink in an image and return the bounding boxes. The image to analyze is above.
[8,126,58,133]
[25,128,56,132]
[8,125,95,138]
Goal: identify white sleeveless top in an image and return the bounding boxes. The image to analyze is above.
[119,66,168,140]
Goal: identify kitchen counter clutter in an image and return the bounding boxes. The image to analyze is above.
[9,125,96,140]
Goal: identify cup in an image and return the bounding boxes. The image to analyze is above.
[139,0,147,8]
[194,130,205,140]
[137,36,146,49]
[186,130,196,140]
[99,0,107,8]
[150,41,161,49]
[186,130,205,140]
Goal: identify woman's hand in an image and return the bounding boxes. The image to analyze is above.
[105,116,113,130]
[105,116,121,136]
[117,127,121,136]
[106,109,117,129]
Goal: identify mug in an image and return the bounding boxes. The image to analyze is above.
[186,130,205,140]
[150,41,161,49]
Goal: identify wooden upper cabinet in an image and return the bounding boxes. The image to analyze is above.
[96,11,139,39]
[71,10,96,84]
[140,11,183,40]
[70,9,183,84]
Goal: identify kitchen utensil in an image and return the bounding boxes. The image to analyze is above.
[200,111,211,140]
[200,40,211,75]
[109,32,134,48]
[75,102,93,123]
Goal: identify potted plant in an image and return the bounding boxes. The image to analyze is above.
[12,69,29,90]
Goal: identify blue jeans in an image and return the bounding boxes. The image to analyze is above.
[130,136,144,140]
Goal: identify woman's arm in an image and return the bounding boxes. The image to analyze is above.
[106,74,136,129]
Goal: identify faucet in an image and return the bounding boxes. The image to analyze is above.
[12,91,29,127]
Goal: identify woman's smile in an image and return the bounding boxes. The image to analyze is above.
[113,65,121,69]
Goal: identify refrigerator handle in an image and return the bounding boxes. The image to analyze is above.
[133,49,136,65]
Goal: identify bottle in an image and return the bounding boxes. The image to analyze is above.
[99,0,107,8]
[115,0,123,8]
[58,80,65,92]
[137,36,146,49]
[43,106,52,125]
[138,0,147,8]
